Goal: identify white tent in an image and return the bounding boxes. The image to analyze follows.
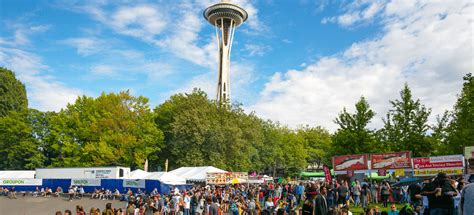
[129,169,151,179]
[0,170,35,179]
[169,166,227,182]
[129,170,186,185]
[146,172,186,185]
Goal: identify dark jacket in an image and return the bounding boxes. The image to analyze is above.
[314,194,328,215]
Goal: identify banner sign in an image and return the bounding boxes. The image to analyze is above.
[394,169,405,177]
[332,154,369,171]
[371,151,412,169]
[413,155,464,176]
[122,179,146,188]
[206,172,248,185]
[414,168,463,176]
[71,179,101,186]
[323,165,332,183]
[377,169,386,176]
[413,155,464,169]
[0,179,42,186]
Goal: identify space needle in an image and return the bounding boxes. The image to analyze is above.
[204,0,248,104]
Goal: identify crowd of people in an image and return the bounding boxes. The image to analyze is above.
[1,172,473,215]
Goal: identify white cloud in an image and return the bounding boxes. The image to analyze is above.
[0,47,81,111]
[0,23,81,111]
[321,0,385,26]
[63,37,103,56]
[243,44,271,57]
[90,64,117,76]
[251,0,473,131]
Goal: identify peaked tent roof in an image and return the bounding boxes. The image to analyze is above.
[169,166,227,182]
[0,171,35,179]
[129,170,187,185]
[129,169,151,179]
[146,172,186,185]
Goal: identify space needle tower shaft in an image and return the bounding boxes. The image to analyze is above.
[204,0,248,104]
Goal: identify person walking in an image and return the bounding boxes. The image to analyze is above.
[314,186,328,215]
[353,180,361,207]
[381,181,391,208]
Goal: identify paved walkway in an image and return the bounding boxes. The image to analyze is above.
[0,196,125,215]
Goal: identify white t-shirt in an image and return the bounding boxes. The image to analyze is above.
[184,196,191,209]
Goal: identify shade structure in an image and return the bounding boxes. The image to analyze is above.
[146,172,186,185]
[169,166,227,182]
[129,170,186,185]
[392,178,423,187]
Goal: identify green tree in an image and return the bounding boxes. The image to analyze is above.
[332,96,377,155]
[0,68,28,117]
[379,84,432,156]
[0,111,44,169]
[427,111,451,155]
[446,73,474,153]
[297,126,332,167]
[47,91,163,169]
[154,89,264,171]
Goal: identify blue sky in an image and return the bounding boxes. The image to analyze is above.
[1,0,472,131]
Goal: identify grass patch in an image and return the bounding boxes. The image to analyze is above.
[348,203,404,214]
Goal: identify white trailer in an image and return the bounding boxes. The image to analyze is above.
[35,166,130,179]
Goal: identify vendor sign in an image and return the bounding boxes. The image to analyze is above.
[0,179,42,186]
[414,168,463,176]
[122,179,145,188]
[413,155,464,176]
[206,172,248,185]
[332,154,368,171]
[71,179,101,186]
[371,152,412,169]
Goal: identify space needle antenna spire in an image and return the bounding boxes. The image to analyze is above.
[204,0,248,105]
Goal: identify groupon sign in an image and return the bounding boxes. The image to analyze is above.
[0,179,43,186]
[122,179,145,188]
[71,179,101,186]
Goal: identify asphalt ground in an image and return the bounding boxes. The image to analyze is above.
[0,195,125,215]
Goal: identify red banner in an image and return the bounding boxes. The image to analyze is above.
[323,165,332,183]
[378,169,386,176]
[371,151,412,169]
[332,154,368,171]
[413,155,464,169]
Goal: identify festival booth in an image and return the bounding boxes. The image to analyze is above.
[169,166,227,183]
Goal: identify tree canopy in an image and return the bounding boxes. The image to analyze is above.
[0,68,471,174]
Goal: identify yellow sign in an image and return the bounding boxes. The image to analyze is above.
[395,169,405,177]
[414,168,463,176]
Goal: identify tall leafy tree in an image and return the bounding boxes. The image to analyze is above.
[446,73,474,154]
[0,111,44,169]
[47,91,163,169]
[379,84,432,156]
[154,89,264,171]
[332,96,377,155]
[427,111,451,155]
[0,68,27,117]
[297,126,332,167]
